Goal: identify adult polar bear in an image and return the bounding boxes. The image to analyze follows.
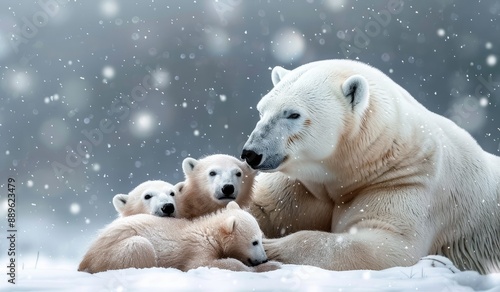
[241,59,500,274]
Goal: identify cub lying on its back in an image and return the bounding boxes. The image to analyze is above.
[78,202,280,273]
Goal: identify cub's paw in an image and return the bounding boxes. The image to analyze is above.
[253,260,282,272]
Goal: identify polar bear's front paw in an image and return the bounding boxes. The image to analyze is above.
[253,260,281,272]
[263,238,285,262]
[263,231,319,265]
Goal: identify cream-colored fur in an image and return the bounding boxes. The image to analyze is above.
[78,202,280,273]
[241,59,500,274]
[113,180,177,217]
[175,154,256,219]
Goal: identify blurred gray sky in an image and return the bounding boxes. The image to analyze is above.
[0,0,499,264]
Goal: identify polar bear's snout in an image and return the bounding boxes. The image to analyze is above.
[242,113,290,171]
[241,147,285,171]
[216,184,236,200]
[161,203,175,217]
[241,149,263,169]
[222,184,235,196]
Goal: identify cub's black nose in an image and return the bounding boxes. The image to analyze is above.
[241,149,262,169]
[222,184,235,195]
[161,203,175,215]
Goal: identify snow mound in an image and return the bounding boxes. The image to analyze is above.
[6,256,500,291]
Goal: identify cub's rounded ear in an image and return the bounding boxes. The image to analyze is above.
[174,181,185,193]
[341,75,369,114]
[182,157,198,175]
[271,66,290,86]
[222,216,236,234]
[226,201,241,210]
[112,194,128,213]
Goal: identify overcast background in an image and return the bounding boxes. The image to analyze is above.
[0,0,499,266]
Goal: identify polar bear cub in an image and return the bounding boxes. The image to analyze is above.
[175,154,256,219]
[78,202,280,273]
[113,180,177,217]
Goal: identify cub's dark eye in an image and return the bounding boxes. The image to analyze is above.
[287,113,300,119]
[209,171,216,176]
[144,194,152,200]
[169,192,175,197]
[236,172,242,177]
[252,240,258,246]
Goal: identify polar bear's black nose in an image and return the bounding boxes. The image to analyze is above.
[222,184,235,195]
[241,149,262,169]
[161,203,175,215]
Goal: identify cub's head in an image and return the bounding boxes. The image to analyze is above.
[219,202,268,267]
[181,154,256,205]
[241,60,372,179]
[113,180,177,217]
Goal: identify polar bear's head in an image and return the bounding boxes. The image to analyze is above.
[180,154,255,204]
[241,60,372,180]
[220,201,268,267]
[113,180,177,217]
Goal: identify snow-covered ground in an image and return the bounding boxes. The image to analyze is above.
[5,256,500,291]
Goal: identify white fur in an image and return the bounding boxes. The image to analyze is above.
[113,180,177,217]
[78,202,280,273]
[271,66,290,86]
[176,154,256,219]
[341,74,369,115]
[242,59,500,274]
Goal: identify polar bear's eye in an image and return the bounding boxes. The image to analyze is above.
[209,171,216,176]
[252,240,259,246]
[169,192,175,197]
[287,113,300,119]
[144,194,152,200]
[236,172,242,177]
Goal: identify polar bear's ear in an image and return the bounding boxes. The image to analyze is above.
[226,201,241,210]
[174,181,185,193]
[271,66,290,86]
[222,216,236,234]
[182,157,198,175]
[341,75,369,113]
[112,194,128,213]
